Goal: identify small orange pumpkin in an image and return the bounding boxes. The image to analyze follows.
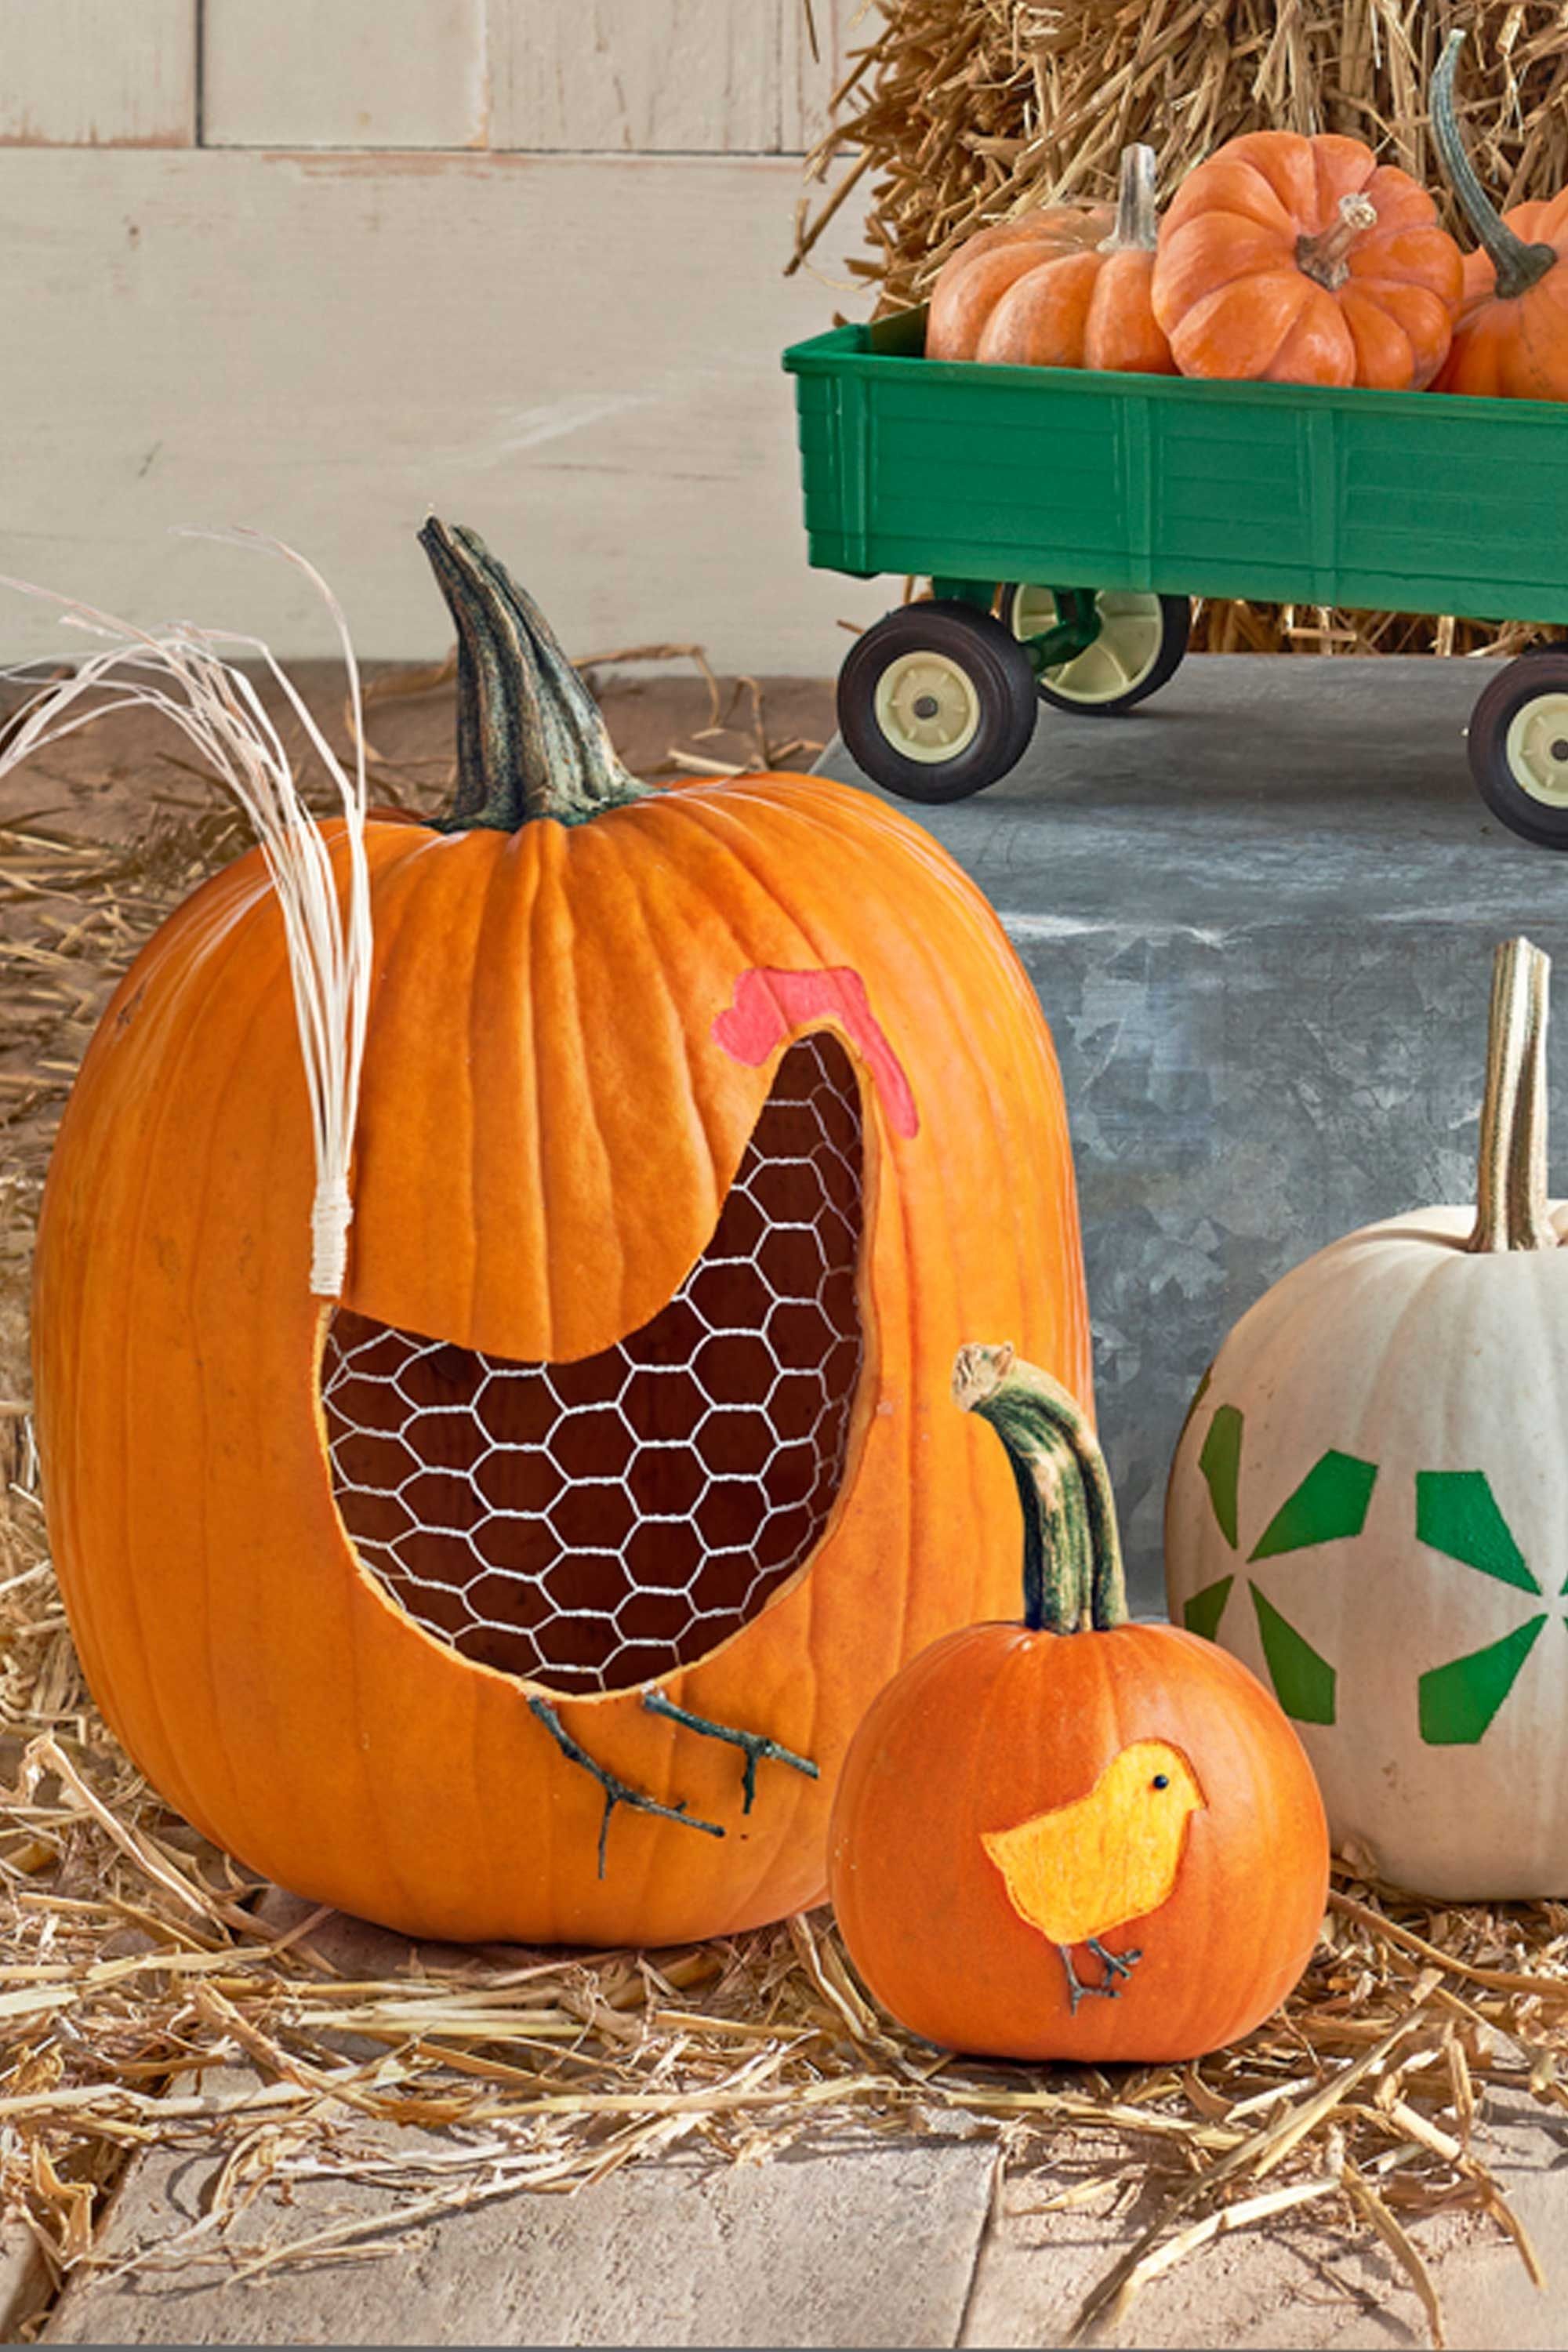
[926,147,1173,372]
[1432,31,1568,401]
[1152,131,1463,389]
[829,1347,1327,2062]
[26,528,1093,1950]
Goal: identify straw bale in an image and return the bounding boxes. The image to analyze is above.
[795,2,1568,655]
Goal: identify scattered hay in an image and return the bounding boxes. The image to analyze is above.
[794,0,1568,657]
[2,1519,1567,2348]
[2,662,1567,2341]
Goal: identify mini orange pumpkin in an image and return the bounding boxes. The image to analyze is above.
[1152,131,1463,389]
[1432,31,1568,402]
[927,146,1174,374]
[26,527,1093,1949]
[829,1347,1327,2061]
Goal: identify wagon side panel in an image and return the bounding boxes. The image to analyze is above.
[1332,401,1568,629]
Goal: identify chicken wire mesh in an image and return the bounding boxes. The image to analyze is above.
[321,1032,865,1696]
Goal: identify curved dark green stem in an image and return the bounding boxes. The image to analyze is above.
[1432,31,1558,302]
[419,518,648,833]
[952,1345,1128,1635]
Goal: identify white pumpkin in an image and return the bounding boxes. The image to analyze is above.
[1166,938,1568,1900]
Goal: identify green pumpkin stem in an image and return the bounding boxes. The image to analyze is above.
[1432,31,1558,304]
[1102,143,1158,256]
[419,518,648,833]
[953,1345,1129,1635]
[1468,936,1555,1255]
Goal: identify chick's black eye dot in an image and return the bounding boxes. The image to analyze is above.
[1152,1773,1170,1789]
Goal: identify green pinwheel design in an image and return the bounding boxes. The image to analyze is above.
[1185,1404,1373,1725]
[1414,1471,1552,1744]
[1186,1409,1557,1746]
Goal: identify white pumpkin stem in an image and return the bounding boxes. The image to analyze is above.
[1102,144,1159,256]
[0,535,372,1298]
[1468,936,1555,1255]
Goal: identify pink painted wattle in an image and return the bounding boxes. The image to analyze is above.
[713,966,920,1138]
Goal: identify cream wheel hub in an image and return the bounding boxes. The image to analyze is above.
[873,650,982,763]
[1012,586,1165,704]
[1505,691,1568,808]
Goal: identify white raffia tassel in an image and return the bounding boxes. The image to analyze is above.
[0,532,372,1299]
[309,1177,357,1300]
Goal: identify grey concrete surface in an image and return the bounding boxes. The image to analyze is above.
[0,2217,54,2340]
[960,2089,1568,2350]
[41,2071,1568,2347]
[818,655,1568,1608]
[44,2100,997,2348]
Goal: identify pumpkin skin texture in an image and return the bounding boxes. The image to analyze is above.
[1166,939,1568,1901]
[927,147,1174,375]
[1431,31,1568,401]
[1152,132,1463,389]
[30,531,1091,1949]
[1436,202,1568,397]
[927,203,1111,364]
[829,1350,1327,2062]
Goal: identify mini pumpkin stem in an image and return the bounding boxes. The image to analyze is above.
[419,518,648,833]
[1468,937,1556,1255]
[1296,192,1379,292]
[1102,143,1159,256]
[1432,30,1559,303]
[952,1344,1128,1634]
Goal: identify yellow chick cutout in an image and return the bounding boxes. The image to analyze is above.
[982,1740,1207,2014]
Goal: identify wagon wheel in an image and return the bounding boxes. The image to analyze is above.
[837,602,1038,804]
[1467,653,1568,850]
[1005,586,1191,714]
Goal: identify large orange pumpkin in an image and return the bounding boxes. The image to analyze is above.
[1431,31,1568,402]
[927,146,1174,374]
[28,524,1091,1947]
[829,1348,1327,2061]
[1152,131,1463,389]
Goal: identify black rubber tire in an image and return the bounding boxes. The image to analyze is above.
[1003,586,1192,715]
[837,602,1039,804]
[1468,654,1568,849]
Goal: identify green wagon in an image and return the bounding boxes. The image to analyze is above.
[782,309,1568,848]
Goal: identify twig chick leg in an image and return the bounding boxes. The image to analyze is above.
[528,1697,724,1878]
[641,1690,818,1813]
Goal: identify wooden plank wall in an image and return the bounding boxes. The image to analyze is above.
[491,0,850,155]
[0,2,196,146]
[1,2,881,670]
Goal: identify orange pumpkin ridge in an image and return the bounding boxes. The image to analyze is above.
[1152,129,1464,390]
[927,146,1176,376]
[829,1347,1328,2061]
[1432,30,1568,402]
[30,527,1091,1947]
